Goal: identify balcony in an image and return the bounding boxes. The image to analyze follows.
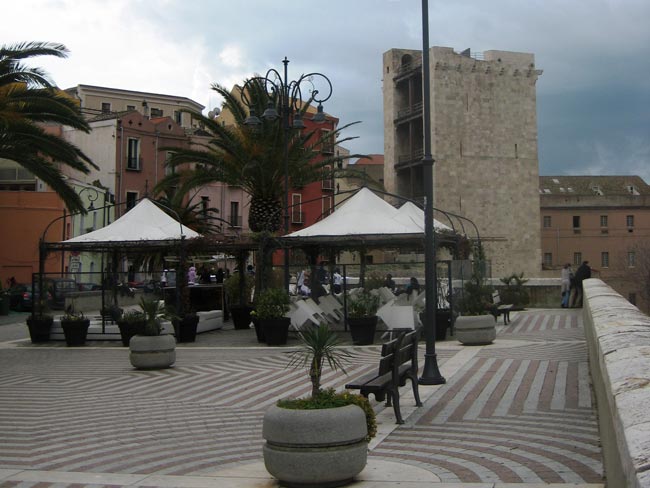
[126,156,142,171]
[291,211,305,224]
[322,178,334,191]
[395,149,424,170]
[394,102,423,124]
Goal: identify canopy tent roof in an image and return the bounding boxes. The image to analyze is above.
[281,187,456,249]
[43,198,205,254]
[64,198,200,243]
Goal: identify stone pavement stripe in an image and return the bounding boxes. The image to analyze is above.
[578,361,592,408]
[493,360,531,417]
[464,358,514,420]
[523,360,549,413]
[551,361,568,410]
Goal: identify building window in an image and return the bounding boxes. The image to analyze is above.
[601,252,609,268]
[150,107,163,117]
[629,293,637,305]
[322,195,333,217]
[126,138,140,170]
[201,196,209,220]
[543,216,551,228]
[101,102,111,113]
[573,252,582,266]
[626,215,634,227]
[600,215,608,227]
[126,191,138,210]
[322,165,333,190]
[229,201,240,227]
[321,130,334,154]
[291,193,303,223]
[126,105,136,111]
[543,252,553,267]
[572,216,580,228]
[628,251,636,268]
[174,110,182,124]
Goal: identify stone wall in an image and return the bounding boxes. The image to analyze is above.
[583,279,650,488]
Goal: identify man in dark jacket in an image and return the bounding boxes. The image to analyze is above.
[571,261,592,307]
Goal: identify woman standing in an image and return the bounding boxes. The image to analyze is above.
[560,263,572,308]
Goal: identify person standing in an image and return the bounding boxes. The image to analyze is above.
[384,273,396,292]
[560,263,572,308]
[332,268,342,294]
[571,261,592,308]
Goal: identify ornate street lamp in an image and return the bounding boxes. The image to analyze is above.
[242,57,333,290]
[419,0,446,385]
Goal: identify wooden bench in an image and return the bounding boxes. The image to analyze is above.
[489,290,513,325]
[345,330,422,424]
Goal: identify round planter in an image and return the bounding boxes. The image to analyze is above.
[172,315,199,343]
[116,320,146,347]
[263,404,368,487]
[26,315,53,343]
[129,334,176,369]
[230,305,254,330]
[260,317,290,346]
[455,315,496,345]
[347,316,378,345]
[61,318,90,346]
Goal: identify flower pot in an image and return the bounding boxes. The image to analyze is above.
[61,318,90,346]
[173,315,199,343]
[263,404,368,487]
[435,310,451,341]
[455,315,496,345]
[0,295,10,315]
[347,316,378,345]
[26,315,53,343]
[230,305,253,330]
[116,319,146,347]
[252,317,265,343]
[260,317,290,346]
[129,334,176,369]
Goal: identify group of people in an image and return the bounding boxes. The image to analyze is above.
[560,260,592,308]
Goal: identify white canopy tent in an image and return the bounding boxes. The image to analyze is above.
[283,187,452,246]
[64,198,200,244]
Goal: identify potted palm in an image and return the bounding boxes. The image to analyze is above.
[224,273,254,330]
[251,288,291,346]
[347,289,380,345]
[60,303,90,346]
[26,295,53,343]
[263,324,376,487]
[129,297,176,369]
[116,309,146,347]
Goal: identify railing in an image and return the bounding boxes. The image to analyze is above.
[291,212,305,224]
[227,215,243,228]
[396,102,423,121]
[396,149,424,168]
[322,178,334,190]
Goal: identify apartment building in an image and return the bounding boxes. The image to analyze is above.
[383,46,543,278]
[540,175,650,312]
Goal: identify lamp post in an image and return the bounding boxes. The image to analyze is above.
[242,57,333,291]
[419,0,446,385]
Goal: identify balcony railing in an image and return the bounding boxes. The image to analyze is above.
[395,149,424,169]
[126,156,142,171]
[322,178,334,190]
[291,212,305,224]
[395,102,423,123]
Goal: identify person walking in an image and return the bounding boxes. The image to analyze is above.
[332,268,342,294]
[571,261,592,308]
[560,263,572,308]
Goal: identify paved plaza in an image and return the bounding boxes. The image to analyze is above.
[0,309,605,487]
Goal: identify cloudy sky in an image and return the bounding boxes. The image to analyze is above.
[4,0,649,180]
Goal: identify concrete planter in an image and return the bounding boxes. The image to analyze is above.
[347,316,378,345]
[263,404,368,487]
[129,334,176,369]
[455,315,496,345]
[61,318,90,346]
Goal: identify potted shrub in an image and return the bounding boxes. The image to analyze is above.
[263,324,376,487]
[172,310,199,343]
[455,273,496,345]
[129,297,176,369]
[224,273,254,330]
[499,272,530,310]
[60,303,90,346]
[116,309,146,347]
[251,288,291,346]
[347,289,380,345]
[26,296,53,343]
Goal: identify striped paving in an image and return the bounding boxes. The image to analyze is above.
[370,311,603,484]
[0,309,604,486]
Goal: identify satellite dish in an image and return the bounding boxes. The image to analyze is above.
[208,107,221,119]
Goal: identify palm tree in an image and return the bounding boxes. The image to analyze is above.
[0,41,97,214]
[155,78,369,233]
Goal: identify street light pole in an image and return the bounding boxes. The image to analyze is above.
[242,57,333,292]
[419,0,446,385]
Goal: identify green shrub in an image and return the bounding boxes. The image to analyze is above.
[278,388,377,441]
[348,289,379,318]
[251,288,290,320]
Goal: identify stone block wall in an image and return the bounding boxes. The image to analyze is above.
[583,279,650,488]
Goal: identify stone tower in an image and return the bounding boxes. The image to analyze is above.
[383,46,543,277]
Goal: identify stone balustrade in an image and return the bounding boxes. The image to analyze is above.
[583,278,650,488]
